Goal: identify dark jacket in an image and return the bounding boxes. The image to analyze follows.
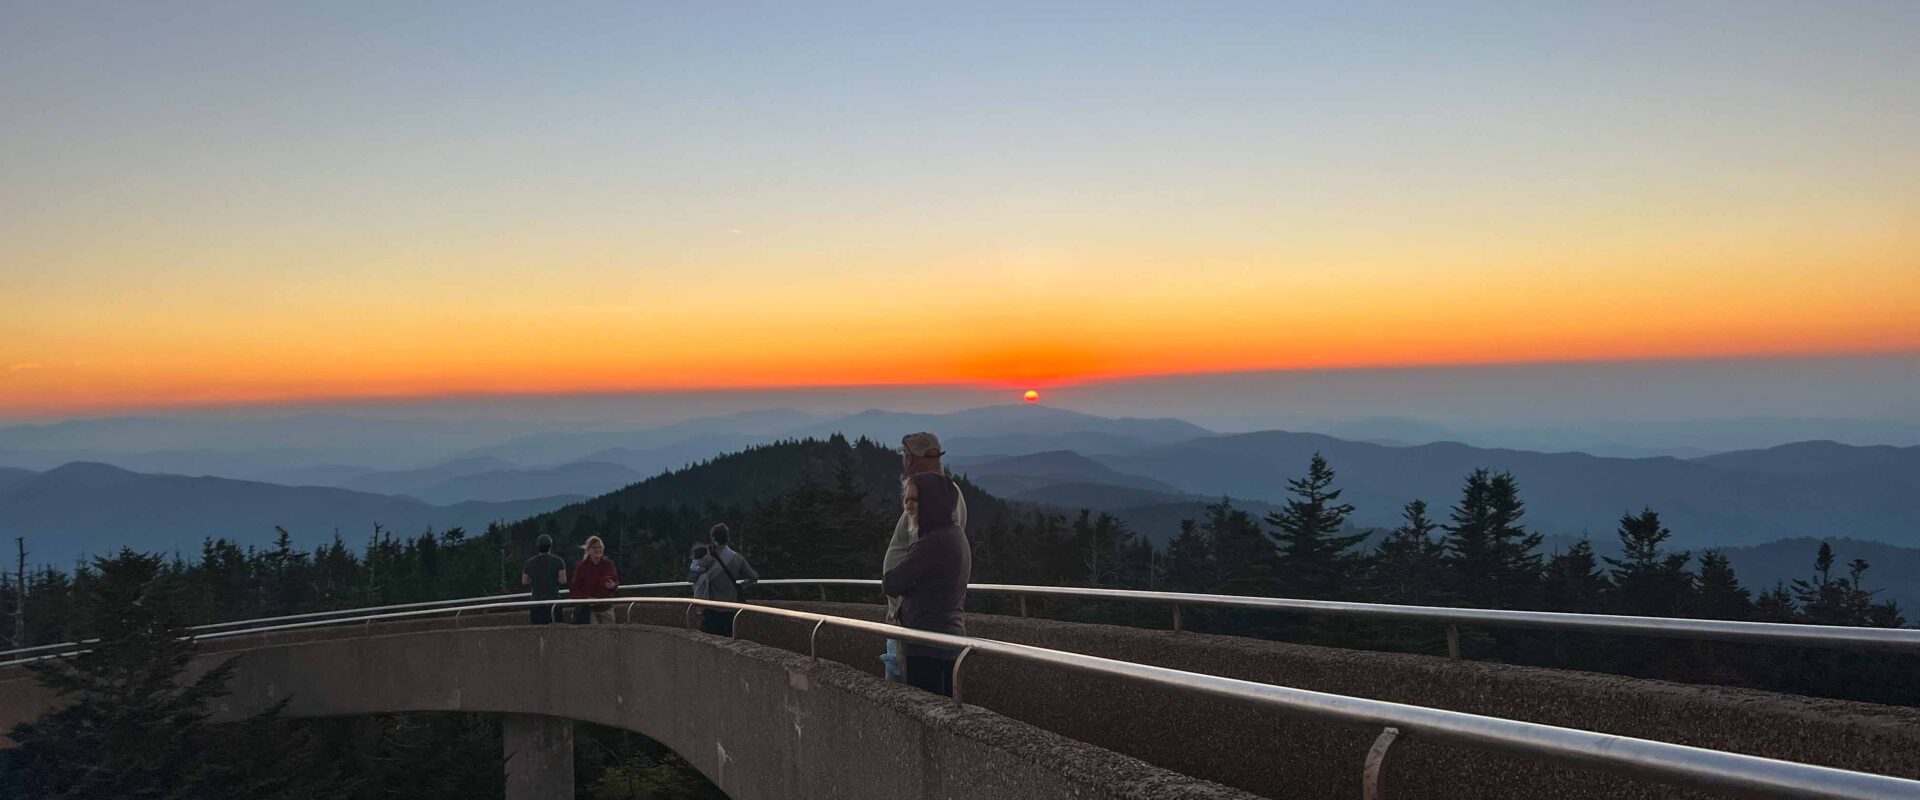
[881,522,971,659]
[523,553,565,600]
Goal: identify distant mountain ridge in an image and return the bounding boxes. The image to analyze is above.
[0,466,34,489]
[954,450,1183,496]
[1,462,580,566]
[794,405,1213,445]
[404,461,641,505]
[10,403,1920,559]
[1691,440,1920,476]
[436,405,1215,481]
[337,456,521,495]
[1092,432,1920,548]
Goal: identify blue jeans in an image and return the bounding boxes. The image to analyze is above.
[881,639,905,683]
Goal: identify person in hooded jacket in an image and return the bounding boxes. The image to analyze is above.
[882,471,971,697]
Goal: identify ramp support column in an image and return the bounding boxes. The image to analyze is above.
[503,713,574,800]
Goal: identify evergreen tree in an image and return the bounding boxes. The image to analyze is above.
[1,550,322,799]
[1203,498,1278,598]
[1792,543,1852,625]
[1692,550,1752,621]
[1753,582,1800,623]
[1791,544,1904,627]
[1072,510,1142,588]
[1604,507,1694,617]
[1541,540,1610,613]
[1440,469,1543,609]
[1163,519,1216,594]
[1866,599,1907,629]
[1265,453,1369,599]
[969,513,1022,585]
[1368,500,1448,604]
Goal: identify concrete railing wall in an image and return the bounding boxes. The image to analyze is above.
[0,622,1254,800]
[685,600,1920,800]
[9,603,1920,800]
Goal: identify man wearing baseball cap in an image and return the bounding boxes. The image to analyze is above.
[521,534,567,625]
[880,432,967,682]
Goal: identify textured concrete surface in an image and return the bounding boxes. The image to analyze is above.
[7,603,1916,799]
[729,600,1920,800]
[503,713,574,800]
[0,619,1256,800]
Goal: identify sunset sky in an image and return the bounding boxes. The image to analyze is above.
[3,2,1916,419]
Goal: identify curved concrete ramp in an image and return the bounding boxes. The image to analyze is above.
[2,622,1254,800]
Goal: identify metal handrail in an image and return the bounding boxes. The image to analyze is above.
[724,579,1920,654]
[0,581,693,660]
[10,595,1916,799]
[11,575,1918,661]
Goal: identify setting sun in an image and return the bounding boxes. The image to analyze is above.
[1024,390,1040,403]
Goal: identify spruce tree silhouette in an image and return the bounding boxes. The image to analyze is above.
[1,550,323,799]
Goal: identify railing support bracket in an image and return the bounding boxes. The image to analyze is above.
[950,644,975,706]
[1363,726,1400,800]
[1446,624,1461,659]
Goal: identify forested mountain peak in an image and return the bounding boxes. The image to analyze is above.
[1691,440,1920,476]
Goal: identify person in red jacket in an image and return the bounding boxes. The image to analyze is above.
[570,535,620,624]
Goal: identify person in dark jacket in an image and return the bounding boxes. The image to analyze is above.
[521,534,567,625]
[881,472,971,696]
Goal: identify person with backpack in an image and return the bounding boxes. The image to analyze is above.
[691,523,757,636]
[882,472,972,697]
[520,534,567,625]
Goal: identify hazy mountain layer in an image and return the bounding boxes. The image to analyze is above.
[2,463,580,566]
[1096,434,1920,547]
[955,450,1183,495]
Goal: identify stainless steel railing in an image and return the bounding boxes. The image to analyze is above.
[19,595,1918,800]
[666,578,1920,656]
[6,576,1918,661]
[0,582,688,661]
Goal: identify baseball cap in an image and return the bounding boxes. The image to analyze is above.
[900,431,944,458]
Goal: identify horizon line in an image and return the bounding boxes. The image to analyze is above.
[3,346,1915,424]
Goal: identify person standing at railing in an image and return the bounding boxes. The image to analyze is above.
[569,535,620,624]
[692,523,758,636]
[882,471,971,697]
[881,432,968,682]
[521,534,567,625]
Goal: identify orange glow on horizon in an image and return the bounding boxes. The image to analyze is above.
[5,219,1917,418]
[2,341,1915,420]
